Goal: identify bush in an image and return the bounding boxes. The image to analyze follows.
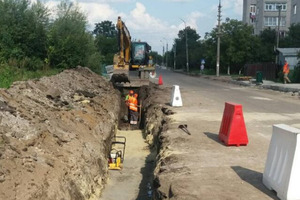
[87,52,104,75]
[291,66,300,83]
[0,63,61,88]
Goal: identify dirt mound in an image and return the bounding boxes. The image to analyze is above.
[0,67,121,200]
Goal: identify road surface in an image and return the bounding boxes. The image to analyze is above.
[154,68,300,199]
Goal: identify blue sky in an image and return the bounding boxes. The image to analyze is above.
[41,0,243,54]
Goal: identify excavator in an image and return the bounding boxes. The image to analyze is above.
[110,16,156,87]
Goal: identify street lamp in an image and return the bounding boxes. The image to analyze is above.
[163,37,168,67]
[180,18,189,73]
[173,42,177,70]
[160,40,165,66]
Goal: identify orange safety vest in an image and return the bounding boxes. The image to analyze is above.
[128,96,138,112]
[283,63,289,74]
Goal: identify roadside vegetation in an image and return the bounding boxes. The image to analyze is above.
[1,0,300,87]
[0,0,111,88]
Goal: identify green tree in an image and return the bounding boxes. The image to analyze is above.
[281,23,300,47]
[174,27,202,71]
[93,20,117,37]
[256,28,276,62]
[149,51,162,65]
[47,0,95,69]
[203,18,256,73]
[0,0,49,69]
[93,20,118,65]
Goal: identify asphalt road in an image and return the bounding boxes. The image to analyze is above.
[154,68,300,199]
[159,68,300,135]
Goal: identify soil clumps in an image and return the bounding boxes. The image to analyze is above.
[0,67,120,200]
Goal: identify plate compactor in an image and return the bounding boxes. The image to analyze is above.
[108,136,126,170]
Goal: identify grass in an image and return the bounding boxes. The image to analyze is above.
[0,64,62,88]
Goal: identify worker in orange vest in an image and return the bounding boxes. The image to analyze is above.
[125,90,139,125]
[283,60,291,84]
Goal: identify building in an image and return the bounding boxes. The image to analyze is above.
[291,0,300,24]
[277,48,300,69]
[243,0,296,35]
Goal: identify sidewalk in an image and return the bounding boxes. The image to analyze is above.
[203,75,300,94]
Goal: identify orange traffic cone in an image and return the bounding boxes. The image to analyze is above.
[158,75,163,85]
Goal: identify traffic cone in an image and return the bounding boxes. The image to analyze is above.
[158,75,163,85]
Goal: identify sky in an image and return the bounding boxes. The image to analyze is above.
[41,0,243,54]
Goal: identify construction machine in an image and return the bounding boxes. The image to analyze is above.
[111,16,156,87]
[108,136,126,170]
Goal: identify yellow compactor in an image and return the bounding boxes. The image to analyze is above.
[108,136,126,170]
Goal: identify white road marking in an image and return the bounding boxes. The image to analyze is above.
[229,87,244,90]
[250,96,272,101]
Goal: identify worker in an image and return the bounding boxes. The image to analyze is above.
[283,60,291,84]
[125,90,139,125]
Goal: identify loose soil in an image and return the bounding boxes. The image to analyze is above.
[0,67,121,200]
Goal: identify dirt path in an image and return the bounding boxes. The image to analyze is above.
[100,129,154,200]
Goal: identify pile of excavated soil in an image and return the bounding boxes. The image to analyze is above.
[0,67,120,200]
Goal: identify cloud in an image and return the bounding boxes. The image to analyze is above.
[164,0,193,2]
[78,3,120,27]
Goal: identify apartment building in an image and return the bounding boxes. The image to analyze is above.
[242,0,299,35]
[291,0,300,24]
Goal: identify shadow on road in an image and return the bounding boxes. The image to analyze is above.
[231,166,279,200]
[135,149,156,200]
[203,132,224,145]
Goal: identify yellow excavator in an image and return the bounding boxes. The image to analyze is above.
[110,16,156,87]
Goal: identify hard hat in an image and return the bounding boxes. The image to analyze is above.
[129,90,134,94]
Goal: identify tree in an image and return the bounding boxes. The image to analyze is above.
[203,18,256,73]
[173,27,202,71]
[256,28,276,62]
[47,0,95,69]
[93,20,118,65]
[93,21,117,38]
[281,23,300,48]
[0,0,49,68]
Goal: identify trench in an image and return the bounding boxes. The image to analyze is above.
[100,86,162,200]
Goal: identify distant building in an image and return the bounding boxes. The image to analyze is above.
[276,48,300,69]
[291,0,300,25]
[242,0,300,35]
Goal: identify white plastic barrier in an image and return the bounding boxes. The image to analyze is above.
[263,124,300,200]
[170,85,182,107]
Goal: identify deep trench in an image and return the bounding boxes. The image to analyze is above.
[101,85,163,200]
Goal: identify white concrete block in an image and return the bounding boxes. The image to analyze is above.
[170,85,182,107]
[263,124,300,200]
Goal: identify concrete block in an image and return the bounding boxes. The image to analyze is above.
[263,124,300,200]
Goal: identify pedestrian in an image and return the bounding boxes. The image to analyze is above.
[125,90,139,125]
[200,64,204,74]
[283,60,291,84]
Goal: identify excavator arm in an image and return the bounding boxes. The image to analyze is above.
[112,17,131,83]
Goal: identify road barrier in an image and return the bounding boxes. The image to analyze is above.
[219,102,248,146]
[263,124,300,200]
[158,75,163,85]
[170,85,182,107]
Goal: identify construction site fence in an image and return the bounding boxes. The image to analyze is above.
[244,63,280,80]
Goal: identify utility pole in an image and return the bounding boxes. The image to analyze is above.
[164,37,168,68]
[166,43,168,67]
[174,43,176,70]
[216,0,221,77]
[180,18,189,73]
[160,40,165,66]
[276,5,282,64]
